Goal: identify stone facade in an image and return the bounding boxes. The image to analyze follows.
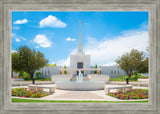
[70,54,91,75]
[100,65,126,78]
[35,65,126,78]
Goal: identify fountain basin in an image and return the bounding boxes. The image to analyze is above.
[55,81,105,90]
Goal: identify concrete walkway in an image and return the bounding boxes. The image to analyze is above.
[40,89,120,101]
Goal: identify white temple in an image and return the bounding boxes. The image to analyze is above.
[33,21,127,78]
[70,21,91,75]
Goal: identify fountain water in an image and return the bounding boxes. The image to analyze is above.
[76,70,83,82]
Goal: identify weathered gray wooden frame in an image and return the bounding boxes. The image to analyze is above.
[0,0,160,114]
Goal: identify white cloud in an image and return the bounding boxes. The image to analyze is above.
[39,15,67,28]
[12,33,26,41]
[15,38,21,42]
[20,37,26,40]
[57,57,70,66]
[35,46,39,48]
[12,26,20,29]
[33,34,51,48]
[56,29,148,66]
[66,37,76,41]
[13,19,28,24]
[56,49,76,66]
[52,62,55,64]
[12,33,16,37]
[84,31,148,66]
[11,50,17,53]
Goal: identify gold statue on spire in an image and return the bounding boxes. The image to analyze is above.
[79,20,81,26]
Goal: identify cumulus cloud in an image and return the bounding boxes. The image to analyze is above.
[84,31,148,66]
[56,26,148,66]
[11,50,17,53]
[12,33,26,41]
[66,37,76,41]
[12,33,16,37]
[20,37,26,40]
[33,34,51,48]
[12,26,20,30]
[13,19,28,24]
[35,46,39,49]
[57,57,70,66]
[39,15,67,28]
[56,49,77,66]
[15,38,21,42]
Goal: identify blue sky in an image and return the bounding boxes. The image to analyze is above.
[12,11,149,66]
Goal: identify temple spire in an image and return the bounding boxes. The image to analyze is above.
[77,20,83,54]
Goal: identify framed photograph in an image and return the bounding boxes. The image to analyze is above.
[0,0,160,114]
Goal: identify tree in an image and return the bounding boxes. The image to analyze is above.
[12,46,48,83]
[116,49,147,78]
[12,52,20,78]
[137,57,148,73]
[94,64,97,74]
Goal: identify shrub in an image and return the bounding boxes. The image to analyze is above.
[19,71,31,80]
[23,76,31,80]
[35,72,42,78]
[130,75,139,81]
[63,70,67,74]
[123,76,129,80]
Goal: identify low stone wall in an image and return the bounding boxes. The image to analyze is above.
[12,78,24,81]
[28,84,55,93]
[88,74,109,83]
[104,85,132,94]
[138,79,149,82]
[51,75,73,82]
[109,81,148,87]
[12,81,53,86]
[52,74,109,83]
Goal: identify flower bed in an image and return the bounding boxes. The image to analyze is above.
[12,77,21,79]
[11,88,51,98]
[108,89,148,100]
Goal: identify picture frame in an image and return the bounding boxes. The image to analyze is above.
[0,0,160,114]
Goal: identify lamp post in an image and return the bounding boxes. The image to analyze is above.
[126,78,129,84]
[32,78,35,84]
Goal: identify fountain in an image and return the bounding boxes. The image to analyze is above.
[55,70,105,91]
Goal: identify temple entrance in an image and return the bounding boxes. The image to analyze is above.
[77,62,83,68]
[77,62,84,75]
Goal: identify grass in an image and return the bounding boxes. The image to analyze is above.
[12,98,149,103]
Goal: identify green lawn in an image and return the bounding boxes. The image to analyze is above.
[12,98,149,103]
